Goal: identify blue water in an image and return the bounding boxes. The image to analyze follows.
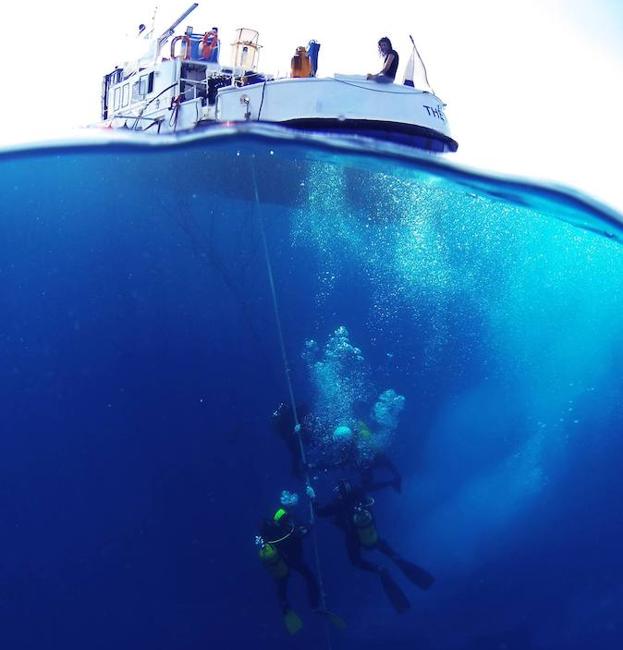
[1,126,623,649]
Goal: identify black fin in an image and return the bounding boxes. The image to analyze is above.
[316,609,347,630]
[380,569,410,613]
[394,558,435,590]
[283,608,303,635]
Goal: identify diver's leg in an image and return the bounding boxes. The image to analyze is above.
[377,539,434,590]
[291,560,321,609]
[276,577,289,612]
[360,467,392,492]
[376,452,400,476]
[347,535,410,611]
[376,538,399,559]
[359,454,401,492]
[346,533,380,573]
[375,453,402,492]
[363,478,397,491]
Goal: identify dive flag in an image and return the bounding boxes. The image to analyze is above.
[403,34,435,93]
[403,46,415,87]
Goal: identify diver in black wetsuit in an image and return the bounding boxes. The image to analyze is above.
[271,402,311,480]
[257,508,320,634]
[361,453,402,492]
[311,480,434,613]
[273,402,403,491]
[335,420,403,493]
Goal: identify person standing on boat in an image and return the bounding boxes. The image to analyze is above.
[367,37,399,83]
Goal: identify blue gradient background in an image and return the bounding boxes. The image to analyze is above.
[1,133,622,649]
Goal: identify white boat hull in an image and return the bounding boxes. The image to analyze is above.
[215,76,455,151]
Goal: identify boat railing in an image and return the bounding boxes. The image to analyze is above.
[108,114,164,132]
[179,77,208,102]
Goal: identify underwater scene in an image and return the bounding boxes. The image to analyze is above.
[1,127,623,649]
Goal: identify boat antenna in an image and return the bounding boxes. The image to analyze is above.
[409,34,435,95]
[157,3,199,52]
[146,4,159,39]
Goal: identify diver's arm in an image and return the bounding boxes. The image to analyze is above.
[294,523,311,537]
[363,479,395,493]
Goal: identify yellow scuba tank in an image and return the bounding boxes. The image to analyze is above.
[353,506,378,548]
[259,542,289,579]
[358,420,373,440]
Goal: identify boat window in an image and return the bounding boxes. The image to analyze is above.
[129,74,154,104]
[121,83,129,107]
[132,78,144,102]
[113,87,121,110]
[110,68,123,85]
[139,75,148,97]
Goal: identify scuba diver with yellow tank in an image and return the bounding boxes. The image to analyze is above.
[256,507,345,635]
[339,419,403,493]
[311,479,434,614]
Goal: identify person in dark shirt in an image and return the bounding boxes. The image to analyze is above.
[367,36,399,83]
[312,480,434,613]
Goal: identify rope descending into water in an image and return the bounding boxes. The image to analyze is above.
[250,157,333,649]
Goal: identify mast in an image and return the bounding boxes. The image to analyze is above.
[156,3,199,54]
[145,4,159,39]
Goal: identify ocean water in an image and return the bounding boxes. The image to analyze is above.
[1,126,622,649]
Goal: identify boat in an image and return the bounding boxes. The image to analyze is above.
[98,3,458,153]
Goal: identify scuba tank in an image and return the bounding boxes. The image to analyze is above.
[358,420,373,440]
[258,541,289,580]
[353,503,378,548]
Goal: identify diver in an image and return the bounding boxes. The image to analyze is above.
[362,452,403,493]
[271,402,312,480]
[329,420,403,493]
[310,479,434,613]
[273,403,402,492]
[257,507,344,635]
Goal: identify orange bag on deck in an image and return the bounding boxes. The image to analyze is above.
[290,47,312,78]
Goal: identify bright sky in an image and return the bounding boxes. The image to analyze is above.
[1,0,622,211]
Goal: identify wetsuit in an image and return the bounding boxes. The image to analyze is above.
[313,485,399,573]
[313,438,402,493]
[314,484,434,612]
[360,452,402,492]
[261,519,320,612]
[271,402,311,480]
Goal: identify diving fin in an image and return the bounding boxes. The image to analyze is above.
[394,558,435,590]
[379,569,410,614]
[283,608,303,635]
[316,609,347,631]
